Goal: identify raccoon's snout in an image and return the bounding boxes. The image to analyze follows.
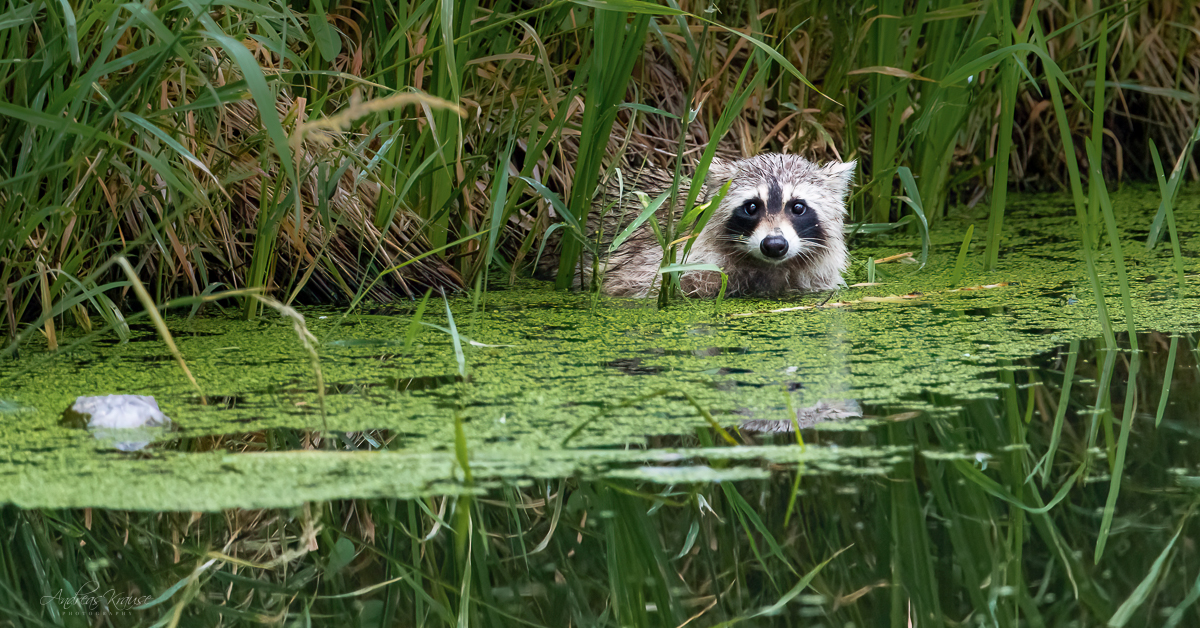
[760,235,789,259]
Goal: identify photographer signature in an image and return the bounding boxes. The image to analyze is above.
[41,581,152,615]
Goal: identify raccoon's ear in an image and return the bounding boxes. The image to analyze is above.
[821,160,856,199]
[703,156,738,190]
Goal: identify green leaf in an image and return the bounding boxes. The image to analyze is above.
[1108,527,1182,627]
[941,42,1085,104]
[894,167,930,268]
[657,262,722,275]
[486,141,515,269]
[674,519,700,559]
[521,176,595,253]
[184,1,301,220]
[324,537,356,576]
[442,292,465,378]
[0,3,37,32]
[310,0,342,62]
[569,0,686,15]
[54,0,79,65]
[618,102,680,119]
[119,112,219,186]
[750,547,847,619]
[405,289,434,351]
[135,559,217,609]
[609,190,670,253]
[949,224,974,287]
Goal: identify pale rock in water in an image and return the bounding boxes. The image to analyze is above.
[63,395,174,451]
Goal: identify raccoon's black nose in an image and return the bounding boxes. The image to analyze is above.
[760,236,789,259]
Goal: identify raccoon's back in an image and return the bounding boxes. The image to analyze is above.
[537,166,700,281]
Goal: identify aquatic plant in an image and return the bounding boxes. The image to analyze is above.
[3,329,1199,625]
[2,1,1198,337]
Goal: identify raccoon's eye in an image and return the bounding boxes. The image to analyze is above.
[790,200,809,215]
[741,201,760,216]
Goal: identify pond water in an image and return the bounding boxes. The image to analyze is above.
[2,188,1200,624]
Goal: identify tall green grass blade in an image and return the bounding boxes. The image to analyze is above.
[405,288,434,352]
[914,417,998,623]
[188,8,299,218]
[52,0,79,66]
[1095,351,1141,562]
[678,62,761,272]
[1085,138,1138,341]
[1155,336,1179,428]
[1035,19,1115,349]
[309,0,341,62]
[442,291,466,379]
[455,509,472,626]
[680,180,732,251]
[895,166,929,267]
[719,483,790,588]
[954,460,1082,515]
[1108,524,1182,627]
[866,0,919,223]
[680,390,737,446]
[781,388,805,527]
[940,43,1085,103]
[421,0,470,254]
[609,190,670,253]
[453,413,473,486]
[1038,340,1078,484]
[484,140,515,274]
[555,7,650,288]
[570,0,685,14]
[601,484,684,626]
[889,424,943,623]
[116,257,206,404]
[1087,14,1110,242]
[1146,136,1190,291]
[1164,568,1200,628]
[984,0,1021,271]
[949,224,974,287]
[714,547,846,626]
[520,176,594,253]
[1086,349,1119,456]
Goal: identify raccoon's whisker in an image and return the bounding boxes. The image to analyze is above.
[797,248,825,262]
[797,239,830,251]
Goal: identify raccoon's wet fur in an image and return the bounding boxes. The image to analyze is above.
[549,153,855,298]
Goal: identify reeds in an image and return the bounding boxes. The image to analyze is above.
[4,330,1198,626]
[3,1,1200,623]
[3,1,1199,334]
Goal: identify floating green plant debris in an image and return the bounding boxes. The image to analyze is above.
[0,190,1198,510]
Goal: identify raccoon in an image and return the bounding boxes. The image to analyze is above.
[558,153,855,298]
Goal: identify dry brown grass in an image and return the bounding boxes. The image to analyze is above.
[3,0,1199,342]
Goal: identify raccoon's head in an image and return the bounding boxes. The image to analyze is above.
[705,154,855,265]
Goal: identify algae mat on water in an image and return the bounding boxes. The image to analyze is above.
[0,189,1198,510]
